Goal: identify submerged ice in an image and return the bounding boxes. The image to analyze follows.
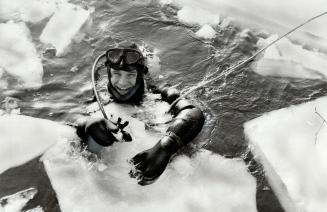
[245,96,327,212]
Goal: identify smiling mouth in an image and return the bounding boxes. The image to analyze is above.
[115,87,131,94]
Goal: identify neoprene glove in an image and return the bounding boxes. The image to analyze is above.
[129,134,180,185]
[78,118,119,147]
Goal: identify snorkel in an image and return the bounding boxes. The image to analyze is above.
[91,53,132,142]
[90,43,148,142]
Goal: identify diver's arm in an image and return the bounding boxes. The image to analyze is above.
[130,91,205,185]
[155,85,205,151]
[70,114,120,155]
[161,99,205,153]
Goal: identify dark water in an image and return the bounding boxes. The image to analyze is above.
[1,0,327,211]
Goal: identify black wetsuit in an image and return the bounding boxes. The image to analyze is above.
[145,76,205,152]
[76,72,205,185]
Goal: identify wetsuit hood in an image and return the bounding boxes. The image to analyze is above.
[106,42,148,103]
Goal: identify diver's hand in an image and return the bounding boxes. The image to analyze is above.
[129,135,181,185]
[129,142,172,185]
[83,118,119,147]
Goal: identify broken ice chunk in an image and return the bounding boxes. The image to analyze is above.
[0,187,37,212]
[0,0,60,23]
[245,96,327,212]
[0,114,76,174]
[195,24,216,39]
[177,5,220,26]
[254,35,327,79]
[0,22,43,88]
[40,3,90,56]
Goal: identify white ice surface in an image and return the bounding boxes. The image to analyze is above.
[0,67,8,89]
[0,22,43,88]
[253,35,327,79]
[25,206,44,212]
[161,0,327,80]
[40,3,90,56]
[195,24,216,39]
[177,5,220,26]
[0,114,75,174]
[0,0,61,23]
[161,0,327,51]
[244,96,327,212]
[42,102,257,212]
[0,188,37,212]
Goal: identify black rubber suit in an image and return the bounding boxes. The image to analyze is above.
[77,44,205,185]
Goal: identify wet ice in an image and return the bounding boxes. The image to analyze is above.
[245,96,327,212]
[0,22,43,88]
[41,103,257,212]
[40,2,90,56]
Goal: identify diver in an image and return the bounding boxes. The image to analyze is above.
[76,42,205,185]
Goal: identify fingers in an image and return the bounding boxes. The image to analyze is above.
[129,152,148,180]
[136,170,160,186]
[130,152,146,165]
[129,156,161,186]
[129,167,159,186]
[138,177,157,186]
[103,119,119,132]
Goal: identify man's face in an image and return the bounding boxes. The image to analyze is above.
[110,68,138,95]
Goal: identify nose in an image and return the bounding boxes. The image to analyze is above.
[117,74,129,87]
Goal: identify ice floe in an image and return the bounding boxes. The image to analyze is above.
[245,96,327,212]
[177,5,220,26]
[0,97,21,115]
[160,0,327,79]
[0,22,43,88]
[254,35,327,79]
[161,0,327,51]
[195,24,216,39]
[0,67,8,89]
[0,0,62,23]
[0,188,37,212]
[0,114,76,174]
[40,2,90,56]
[41,102,257,212]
